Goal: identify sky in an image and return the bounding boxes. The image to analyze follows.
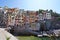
[0,0,60,13]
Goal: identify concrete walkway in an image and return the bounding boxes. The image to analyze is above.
[0,28,18,40]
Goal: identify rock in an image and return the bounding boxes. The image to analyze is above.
[0,28,18,40]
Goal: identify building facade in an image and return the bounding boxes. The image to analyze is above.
[0,7,52,31]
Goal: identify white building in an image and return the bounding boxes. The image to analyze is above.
[39,13,43,20]
[39,11,51,20]
[46,13,51,19]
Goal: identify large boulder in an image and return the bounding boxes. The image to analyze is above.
[0,28,18,40]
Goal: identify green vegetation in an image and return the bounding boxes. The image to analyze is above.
[39,9,60,17]
[17,36,41,40]
[17,36,49,40]
[6,37,10,40]
[17,36,60,40]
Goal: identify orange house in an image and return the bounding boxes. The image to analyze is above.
[29,11,38,23]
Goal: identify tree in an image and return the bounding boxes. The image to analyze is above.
[49,9,60,17]
[39,9,44,14]
[49,9,53,13]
